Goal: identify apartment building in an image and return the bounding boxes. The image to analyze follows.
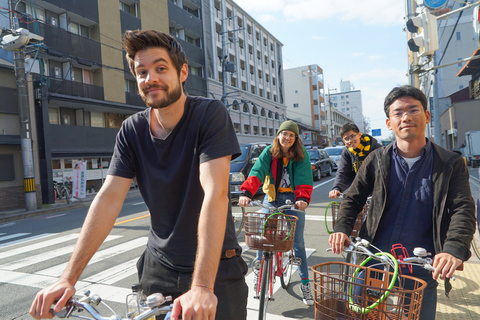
[0,0,171,210]
[325,81,360,145]
[284,65,325,145]
[202,0,287,143]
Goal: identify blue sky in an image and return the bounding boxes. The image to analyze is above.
[234,0,410,140]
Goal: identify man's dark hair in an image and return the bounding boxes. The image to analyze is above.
[383,85,428,117]
[122,30,188,91]
[340,123,360,138]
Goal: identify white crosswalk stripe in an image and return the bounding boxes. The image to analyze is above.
[0,232,54,249]
[0,231,319,319]
[36,237,147,277]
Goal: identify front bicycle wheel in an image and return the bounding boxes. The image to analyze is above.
[63,187,71,204]
[258,256,272,320]
[231,199,245,236]
[472,229,480,260]
[280,250,293,289]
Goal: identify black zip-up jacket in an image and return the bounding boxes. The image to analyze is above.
[331,134,382,193]
[334,142,476,262]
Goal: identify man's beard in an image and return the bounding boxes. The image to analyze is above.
[140,82,182,109]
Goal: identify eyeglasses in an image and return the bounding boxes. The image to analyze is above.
[390,107,423,119]
[280,131,296,139]
[343,133,358,142]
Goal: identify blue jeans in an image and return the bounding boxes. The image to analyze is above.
[409,267,438,320]
[256,193,309,281]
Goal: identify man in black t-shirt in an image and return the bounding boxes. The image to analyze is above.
[30,30,247,320]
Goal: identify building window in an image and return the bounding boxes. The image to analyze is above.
[120,1,137,17]
[253,126,259,135]
[244,124,250,134]
[234,123,240,133]
[457,58,463,67]
[91,112,104,127]
[293,103,299,108]
[189,66,203,77]
[456,31,461,41]
[49,108,60,124]
[125,79,136,93]
[262,127,266,135]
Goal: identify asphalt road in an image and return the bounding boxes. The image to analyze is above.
[1,167,479,320]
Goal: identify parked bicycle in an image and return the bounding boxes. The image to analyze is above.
[312,237,443,320]
[53,180,72,204]
[244,199,302,320]
[52,288,173,320]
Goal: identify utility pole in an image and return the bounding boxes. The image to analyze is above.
[432,52,442,145]
[9,0,37,211]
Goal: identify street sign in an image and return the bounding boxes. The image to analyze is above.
[372,129,381,137]
[424,0,448,9]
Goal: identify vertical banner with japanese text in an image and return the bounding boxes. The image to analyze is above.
[72,160,87,198]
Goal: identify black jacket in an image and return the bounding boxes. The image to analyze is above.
[331,134,383,193]
[334,142,476,262]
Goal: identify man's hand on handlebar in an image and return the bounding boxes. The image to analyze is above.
[328,232,351,254]
[329,190,341,199]
[238,196,251,207]
[29,280,76,319]
[171,286,217,320]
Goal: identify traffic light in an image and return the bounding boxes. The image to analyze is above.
[406,10,439,57]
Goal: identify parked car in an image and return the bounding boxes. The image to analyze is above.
[307,148,335,181]
[324,146,346,170]
[230,142,270,200]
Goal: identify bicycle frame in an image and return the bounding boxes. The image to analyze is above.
[255,251,288,297]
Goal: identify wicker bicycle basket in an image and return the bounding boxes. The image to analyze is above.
[331,199,369,238]
[244,212,298,252]
[311,261,427,320]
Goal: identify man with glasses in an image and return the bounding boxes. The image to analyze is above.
[329,85,476,320]
[329,123,382,199]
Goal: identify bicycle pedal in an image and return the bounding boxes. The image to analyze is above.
[291,257,302,266]
[269,297,275,302]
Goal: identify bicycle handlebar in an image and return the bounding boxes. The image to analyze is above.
[327,238,442,277]
[248,199,304,214]
[52,291,173,320]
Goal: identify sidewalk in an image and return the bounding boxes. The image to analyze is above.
[0,188,142,224]
[436,253,480,319]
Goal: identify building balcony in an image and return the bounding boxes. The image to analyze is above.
[46,77,104,100]
[20,22,102,64]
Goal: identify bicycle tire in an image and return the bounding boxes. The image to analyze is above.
[280,250,293,289]
[472,230,480,260]
[62,187,71,204]
[59,188,67,201]
[258,256,272,320]
[231,199,245,236]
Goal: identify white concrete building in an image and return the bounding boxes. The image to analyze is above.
[284,65,325,128]
[202,0,287,143]
[326,81,364,138]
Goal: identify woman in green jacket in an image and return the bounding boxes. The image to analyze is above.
[239,120,314,306]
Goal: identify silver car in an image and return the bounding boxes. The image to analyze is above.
[324,146,346,170]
